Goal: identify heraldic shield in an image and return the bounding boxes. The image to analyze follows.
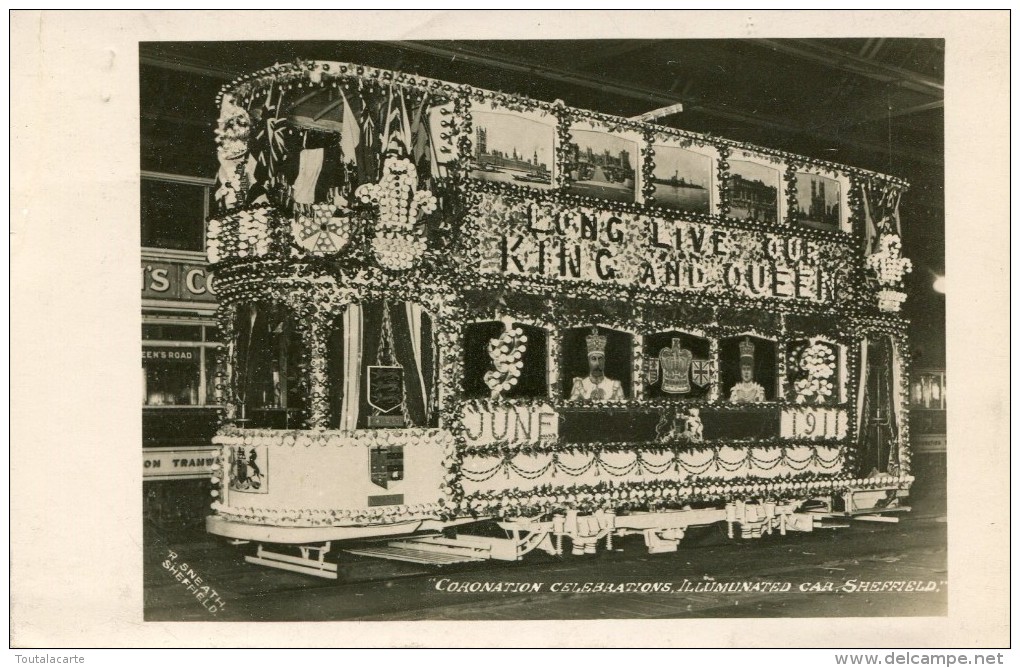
[690,359,712,388]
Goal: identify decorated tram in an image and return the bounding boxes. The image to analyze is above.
[203,61,915,578]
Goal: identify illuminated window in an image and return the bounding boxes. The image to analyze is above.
[142,324,222,407]
[720,335,777,403]
[560,326,632,401]
[643,331,711,400]
[463,321,548,400]
[233,304,306,427]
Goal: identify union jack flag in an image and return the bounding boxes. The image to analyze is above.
[247,85,288,206]
[691,359,712,388]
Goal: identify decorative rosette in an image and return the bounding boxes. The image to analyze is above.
[291,198,353,256]
[483,320,528,398]
[793,342,836,404]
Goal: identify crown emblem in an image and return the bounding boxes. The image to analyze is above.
[739,337,755,363]
[659,338,693,394]
[586,328,607,357]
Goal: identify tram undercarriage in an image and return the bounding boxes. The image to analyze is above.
[209,483,910,579]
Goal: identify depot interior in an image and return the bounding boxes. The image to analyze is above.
[140,39,946,534]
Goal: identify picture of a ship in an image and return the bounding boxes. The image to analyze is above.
[650,145,711,212]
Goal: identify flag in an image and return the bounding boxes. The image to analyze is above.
[357,95,379,184]
[339,87,360,166]
[247,85,288,206]
[410,94,433,183]
[382,86,412,157]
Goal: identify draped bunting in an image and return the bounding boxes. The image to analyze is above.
[860,178,903,255]
[856,335,899,477]
[322,302,435,430]
[341,304,363,431]
[292,148,324,205]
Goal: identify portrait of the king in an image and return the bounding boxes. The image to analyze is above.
[729,337,766,404]
[570,328,626,401]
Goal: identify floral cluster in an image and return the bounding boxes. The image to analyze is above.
[483,321,529,398]
[206,207,273,264]
[214,94,251,161]
[355,156,437,229]
[371,232,429,271]
[793,342,837,404]
[877,289,908,313]
[867,233,913,286]
[354,154,438,270]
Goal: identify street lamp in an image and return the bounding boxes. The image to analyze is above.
[932,275,945,294]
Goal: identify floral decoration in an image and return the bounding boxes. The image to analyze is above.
[792,342,838,404]
[201,60,915,526]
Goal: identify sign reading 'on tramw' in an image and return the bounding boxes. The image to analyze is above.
[144,447,218,480]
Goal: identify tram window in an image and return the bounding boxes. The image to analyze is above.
[720,335,776,404]
[234,303,306,425]
[463,321,548,400]
[561,326,632,401]
[786,339,841,406]
[644,332,711,400]
[324,302,439,429]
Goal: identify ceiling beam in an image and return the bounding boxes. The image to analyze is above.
[387,40,683,107]
[749,39,943,97]
[845,99,944,129]
[394,41,940,167]
[140,52,239,80]
[139,41,941,167]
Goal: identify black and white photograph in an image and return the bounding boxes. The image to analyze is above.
[469,111,555,188]
[564,128,638,202]
[794,171,842,229]
[10,10,1010,655]
[649,145,712,213]
[726,159,780,223]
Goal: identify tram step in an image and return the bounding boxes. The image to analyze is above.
[344,545,488,565]
[387,536,492,558]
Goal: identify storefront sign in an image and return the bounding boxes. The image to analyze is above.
[143,347,199,363]
[473,193,850,304]
[143,446,218,480]
[780,407,848,440]
[462,404,559,446]
[142,260,217,302]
